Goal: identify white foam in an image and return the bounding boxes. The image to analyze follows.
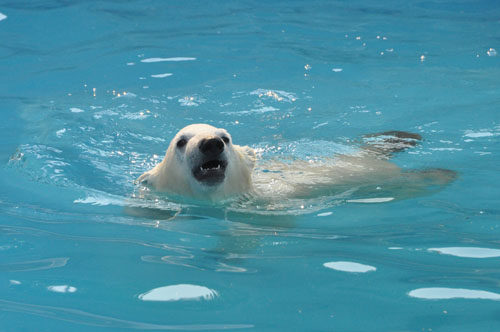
[0,13,6,21]
[332,68,343,72]
[178,96,205,107]
[464,132,495,138]
[249,89,297,103]
[74,190,184,212]
[224,106,279,115]
[408,287,500,300]
[317,212,333,217]
[249,106,279,113]
[74,193,125,206]
[70,107,84,113]
[323,261,376,273]
[138,284,218,302]
[428,247,500,258]
[9,280,21,285]
[150,73,173,78]
[128,132,165,142]
[313,122,328,129]
[347,197,394,203]
[429,148,462,151]
[140,57,196,63]
[48,285,77,293]
[121,112,150,120]
[93,109,118,119]
[112,92,136,99]
[56,128,66,137]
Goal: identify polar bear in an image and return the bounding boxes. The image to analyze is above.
[136,124,256,201]
[137,123,455,202]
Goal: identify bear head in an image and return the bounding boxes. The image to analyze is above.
[140,124,255,201]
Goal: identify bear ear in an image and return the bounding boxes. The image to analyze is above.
[235,145,256,169]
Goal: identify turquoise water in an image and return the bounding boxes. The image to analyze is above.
[1,1,500,331]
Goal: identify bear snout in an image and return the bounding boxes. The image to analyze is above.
[199,137,224,157]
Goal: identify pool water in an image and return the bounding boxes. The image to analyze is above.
[1,1,500,331]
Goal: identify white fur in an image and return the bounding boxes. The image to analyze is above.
[137,124,255,201]
[137,124,436,202]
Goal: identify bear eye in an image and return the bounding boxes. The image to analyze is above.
[221,136,230,144]
[176,138,187,148]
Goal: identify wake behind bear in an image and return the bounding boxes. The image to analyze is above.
[136,124,456,204]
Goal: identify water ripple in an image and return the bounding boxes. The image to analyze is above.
[0,257,68,272]
[0,299,253,330]
[141,255,251,273]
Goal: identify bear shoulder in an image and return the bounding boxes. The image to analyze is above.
[234,144,256,170]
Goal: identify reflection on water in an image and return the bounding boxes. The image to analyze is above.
[323,261,376,273]
[140,57,197,63]
[48,285,77,293]
[138,284,218,302]
[346,197,394,203]
[408,288,500,301]
[428,247,500,258]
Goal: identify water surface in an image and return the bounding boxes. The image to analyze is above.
[1,1,500,331]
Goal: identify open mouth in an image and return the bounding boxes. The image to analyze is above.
[192,159,228,185]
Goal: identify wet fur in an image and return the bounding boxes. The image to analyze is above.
[137,124,255,201]
[137,124,455,202]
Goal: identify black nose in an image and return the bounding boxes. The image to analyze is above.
[199,137,224,157]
